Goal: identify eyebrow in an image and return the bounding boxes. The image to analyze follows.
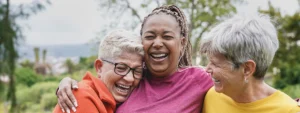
[144,31,155,35]
[163,31,173,34]
[144,30,175,35]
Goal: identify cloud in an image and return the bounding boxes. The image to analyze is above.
[16,0,299,46]
[17,0,106,46]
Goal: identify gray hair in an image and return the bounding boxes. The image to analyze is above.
[200,15,279,79]
[98,29,144,60]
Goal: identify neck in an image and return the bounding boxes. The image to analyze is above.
[229,80,276,103]
[149,67,180,79]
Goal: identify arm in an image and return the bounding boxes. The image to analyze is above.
[56,77,79,113]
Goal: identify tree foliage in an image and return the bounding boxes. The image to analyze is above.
[15,67,41,87]
[64,58,77,75]
[97,0,242,65]
[0,0,49,112]
[260,1,300,89]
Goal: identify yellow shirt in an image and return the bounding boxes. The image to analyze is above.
[202,87,300,113]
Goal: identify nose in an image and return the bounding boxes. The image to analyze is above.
[205,63,212,73]
[152,37,163,49]
[122,70,135,83]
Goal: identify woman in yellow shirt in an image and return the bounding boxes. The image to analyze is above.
[201,15,300,113]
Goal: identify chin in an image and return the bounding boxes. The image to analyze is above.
[214,87,224,93]
[115,96,127,103]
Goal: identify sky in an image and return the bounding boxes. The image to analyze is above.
[12,0,300,46]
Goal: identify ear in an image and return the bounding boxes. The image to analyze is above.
[94,59,103,78]
[243,60,256,79]
[180,37,186,46]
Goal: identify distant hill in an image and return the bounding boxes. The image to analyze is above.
[18,43,98,60]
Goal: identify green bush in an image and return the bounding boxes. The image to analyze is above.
[15,67,42,87]
[282,84,300,99]
[0,81,6,101]
[41,93,57,111]
[42,75,66,83]
[16,81,59,112]
[274,65,300,89]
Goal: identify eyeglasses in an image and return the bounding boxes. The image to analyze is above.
[102,59,143,79]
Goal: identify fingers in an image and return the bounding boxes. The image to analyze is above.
[66,83,78,107]
[58,98,66,113]
[71,79,78,89]
[296,98,300,106]
[57,90,72,113]
[62,88,77,112]
[56,77,78,112]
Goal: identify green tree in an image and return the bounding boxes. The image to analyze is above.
[64,58,77,75]
[260,1,300,89]
[42,49,47,64]
[20,59,34,69]
[0,0,49,112]
[78,56,97,69]
[34,47,40,64]
[15,67,41,87]
[97,0,242,65]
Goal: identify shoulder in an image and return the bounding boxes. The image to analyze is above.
[206,87,221,99]
[73,79,114,112]
[179,66,208,77]
[179,66,213,89]
[272,91,300,113]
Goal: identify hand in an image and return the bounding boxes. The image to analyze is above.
[56,77,78,113]
[296,98,300,107]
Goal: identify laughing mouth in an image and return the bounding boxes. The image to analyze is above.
[212,77,220,84]
[150,53,168,58]
[115,84,131,95]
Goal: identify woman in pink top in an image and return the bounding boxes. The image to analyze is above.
[56,5,213,113]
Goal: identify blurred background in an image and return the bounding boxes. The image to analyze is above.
[0,0,299,112]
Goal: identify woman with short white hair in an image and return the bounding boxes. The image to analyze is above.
[53,29,144,113]
[201,15,300,113]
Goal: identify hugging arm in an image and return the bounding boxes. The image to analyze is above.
[56,77,79,112]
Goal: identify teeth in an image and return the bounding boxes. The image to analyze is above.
[116,87,129,93]
[212,78,220,83]
[151,54,167,58]
[117,84,130,89]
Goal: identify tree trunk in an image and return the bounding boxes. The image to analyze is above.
[4,0,17,112]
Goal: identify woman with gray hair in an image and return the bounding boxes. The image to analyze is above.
[53,29,144,113]
[201,15,300,113]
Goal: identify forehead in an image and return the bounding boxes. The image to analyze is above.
[208,53,227,62]
[143,13,180,33]
[115,52,142,65]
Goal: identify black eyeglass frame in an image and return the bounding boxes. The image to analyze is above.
[102,59,143,79]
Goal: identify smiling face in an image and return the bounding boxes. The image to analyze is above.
[95,52,142,103]
[205,53,245,95]
[141,13,184,78]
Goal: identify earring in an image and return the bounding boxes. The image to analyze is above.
[245,78,248,83]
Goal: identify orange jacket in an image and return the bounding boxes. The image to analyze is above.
[53,72,116,113]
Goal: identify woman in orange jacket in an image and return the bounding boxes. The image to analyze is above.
[53,29,144,113]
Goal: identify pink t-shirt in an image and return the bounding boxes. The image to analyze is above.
[116,67,213,113]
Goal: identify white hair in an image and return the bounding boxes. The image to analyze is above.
[201,14,279,79]
[98,29,144,60]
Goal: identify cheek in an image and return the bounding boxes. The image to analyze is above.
[102,72,120,87]
[142,40,151,51]
[133,80,140,87]
[170,40,183,53]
